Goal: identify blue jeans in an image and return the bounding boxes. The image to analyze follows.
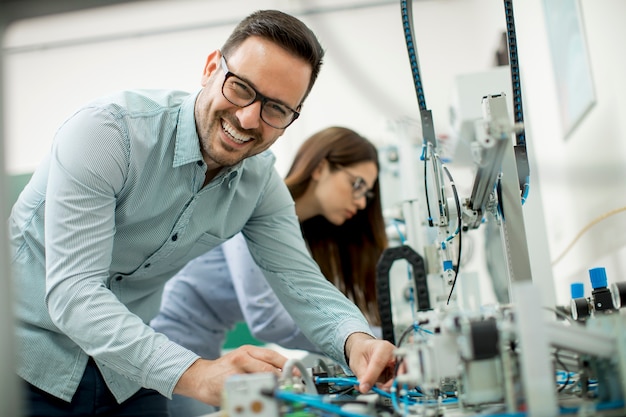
[24,359,169,417]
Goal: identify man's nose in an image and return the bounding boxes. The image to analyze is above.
[235,101,262,130]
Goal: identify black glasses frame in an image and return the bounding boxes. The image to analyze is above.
[220,56,300,129]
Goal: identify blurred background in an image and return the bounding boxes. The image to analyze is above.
[2,0,626,413]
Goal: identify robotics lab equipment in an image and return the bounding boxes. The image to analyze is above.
[221,1,626,416]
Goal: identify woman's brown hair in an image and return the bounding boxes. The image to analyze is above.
[285,126,387,326]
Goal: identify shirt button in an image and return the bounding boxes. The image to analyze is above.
[115,276,123,281]
[144,263,151,268]
[172,233,178,241]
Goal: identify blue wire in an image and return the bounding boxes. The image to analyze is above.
[274,390,369,417]
[390,381,405,415]
[391,219,407,244]
[415,324,433,335]
[315,376,358,386]
[407,321,432,336]
[401,385,410,417]
[520,176,530,205]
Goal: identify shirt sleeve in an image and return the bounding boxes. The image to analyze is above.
[223,233,320,352]
[242,169,374,367]
[44,106,198,398]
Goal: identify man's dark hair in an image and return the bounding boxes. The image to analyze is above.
[221,10,325,104]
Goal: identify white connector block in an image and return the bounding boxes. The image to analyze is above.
[223,373,279,417]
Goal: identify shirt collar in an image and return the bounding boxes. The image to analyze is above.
[173,89,203,168]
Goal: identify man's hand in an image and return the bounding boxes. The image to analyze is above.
[174,344,288,405]
[345,333,396,393]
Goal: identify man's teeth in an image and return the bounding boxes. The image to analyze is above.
[222,121,252,144]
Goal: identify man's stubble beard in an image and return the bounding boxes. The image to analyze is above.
[201,113,254,168]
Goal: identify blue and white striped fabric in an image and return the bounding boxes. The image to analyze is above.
[9,89,372,404]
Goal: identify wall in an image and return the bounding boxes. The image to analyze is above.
[2,0,506,176]
[513,0,626,304]
[3,0,626,307]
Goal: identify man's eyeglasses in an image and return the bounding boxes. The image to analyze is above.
[336,165,375,200]
[220,56,300,129]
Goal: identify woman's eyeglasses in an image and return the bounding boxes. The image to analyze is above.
[336,165,375,200]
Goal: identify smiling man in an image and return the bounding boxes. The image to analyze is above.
[9,9,396,417]
[195,37,309,180]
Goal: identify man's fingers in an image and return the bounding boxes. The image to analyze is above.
[351,340,397,393]
[232,345,287,375]
[247,347,287,367]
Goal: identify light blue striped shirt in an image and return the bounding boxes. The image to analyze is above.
[9,89,373,403]
[151,232,382,360]
[151,233,320,360]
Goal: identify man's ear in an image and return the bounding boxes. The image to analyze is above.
[200,50,221,87]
